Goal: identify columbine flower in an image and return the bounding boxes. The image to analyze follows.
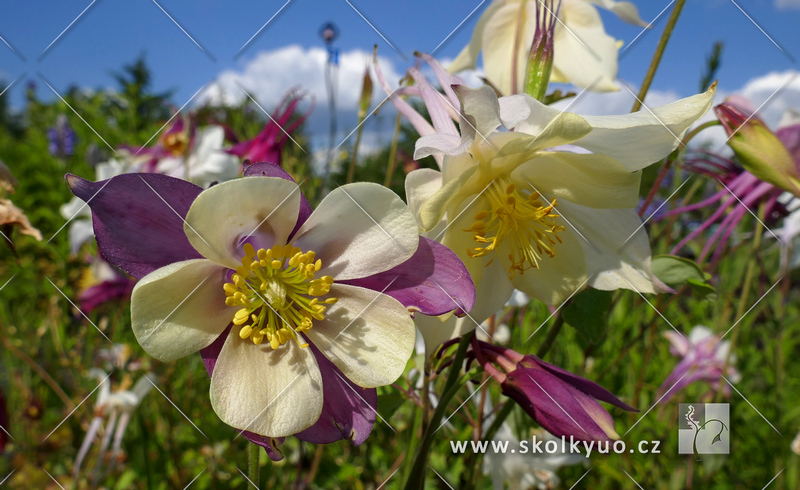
[73,369,155,480]
[402,80,714,349]
[66,162,474,448]
[48,114,76,159]
[666,99,800,263]
[473,340,636,441]
[449,0,648,95]
[226,88,314,165]
[657,326,740,403]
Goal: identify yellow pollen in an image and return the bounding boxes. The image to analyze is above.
[463,178,565,277]
[223,243,336,349]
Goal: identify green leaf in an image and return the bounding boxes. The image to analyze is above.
[562,288,612,347]
[652,255,716,300]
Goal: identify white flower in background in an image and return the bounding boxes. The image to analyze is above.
[406,84,715,351]
[73,369,156,480]
[449,0,648,95]
[155,126,240,188]
[485,425,586,490]
[792,430,800,456]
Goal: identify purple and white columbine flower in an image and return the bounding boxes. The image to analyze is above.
[658,326,740,403]
[67,162,475,458]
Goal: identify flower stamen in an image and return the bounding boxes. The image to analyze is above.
[464,179,564,276]
[223,242,337,349]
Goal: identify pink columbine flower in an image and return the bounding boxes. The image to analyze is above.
[471,339,636,441]
[665,97,800,263]
[66,162,475,459]
[226,88,314,165]
[657,326,740,403]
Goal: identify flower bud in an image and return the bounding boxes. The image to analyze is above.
[716,101,800,197]
[523,0,559,101]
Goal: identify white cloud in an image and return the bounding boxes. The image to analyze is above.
[775,0,800,10]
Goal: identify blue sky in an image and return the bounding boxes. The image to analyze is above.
[1,0,799,151]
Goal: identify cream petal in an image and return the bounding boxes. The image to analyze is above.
[589,0,649,26]
[575,85,717,171]
[480,1,538,95]
[441,194,491,287]
[505,97,593,150]
[184,177,301,270]
[551,0,620,92]
[418,166,478,232]
[292,183,419,281]
[131,259,232,361]
[505,224,589,306]
[304,284,416,388]
[209,329,323,437]
[447,2,503,74]
[417,314,460,357]
[468,258,516,323]
[511,151,641,209]
[415,133,468,160]
[454,85,504,138]
[556,201,654,294]
[405,168,443,229]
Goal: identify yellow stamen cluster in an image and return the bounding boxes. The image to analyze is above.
[223,242,337,349]
[464,179,564,276]
[163,131,190,156]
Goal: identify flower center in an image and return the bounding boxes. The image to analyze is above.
[223,242,337,349]
[464,178,564,276]
[163,132,189,156]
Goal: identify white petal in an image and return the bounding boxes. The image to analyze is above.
[294,183,419,280]
[455,85,504,138]
[468,259,516,322]
[511,151,641,208]
[663,330,690,356]
[184,177,301,270]
[417,314,461,357]
[555,201,655,294]
[505,225,589,306]
[186,126,241,187]
[405,168,443,228]
[210,330,323,437]
[688,325,714,345]
[505,96,594,148]
[575,85,717,171]
[480,1,538,95]
[588,0,649,26]
[551,0,620,92]
[131,259,232,361]
[305,284,416,388]
[67,219,95,255]
[415,133,468,160]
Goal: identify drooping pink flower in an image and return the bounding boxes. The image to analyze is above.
[226,88,314,165]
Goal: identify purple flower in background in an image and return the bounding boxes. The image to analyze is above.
[226,88,314,165]
[658,326,740,403]
[78,257,137,313]
[472,339,636,442]
[48,114,76,158]
[66,162,475,459]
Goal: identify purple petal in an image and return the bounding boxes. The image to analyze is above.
[66,173,203,279]
[503,368,613,442]
[343,237,476,317]
[295,344,377,445]
[78,277,136,312]
[776,123,800,165]
[243,162,312,235]
[532,357,637,412]
[199,326,286,461]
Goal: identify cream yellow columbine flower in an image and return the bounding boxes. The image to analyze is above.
[449,0,648,94]
[125,177,418,437]
[407,84,715,350]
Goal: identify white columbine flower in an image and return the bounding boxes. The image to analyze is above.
[449,0,648,94]
[406,84,714,350]
[155,125,240,188]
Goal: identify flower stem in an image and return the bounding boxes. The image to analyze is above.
[631,0,686,113]
[346,118,367,184]
[404,332,473,490]
[383,112,404,187]
[248,442,261,488]
[536,314,565,358]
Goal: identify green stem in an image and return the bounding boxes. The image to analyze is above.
[248,443,261,488]
[404,332,473,490]
[631,0,687,113]
[383,112,403,187]
[346,116,367,184]
[536,315,565,359]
